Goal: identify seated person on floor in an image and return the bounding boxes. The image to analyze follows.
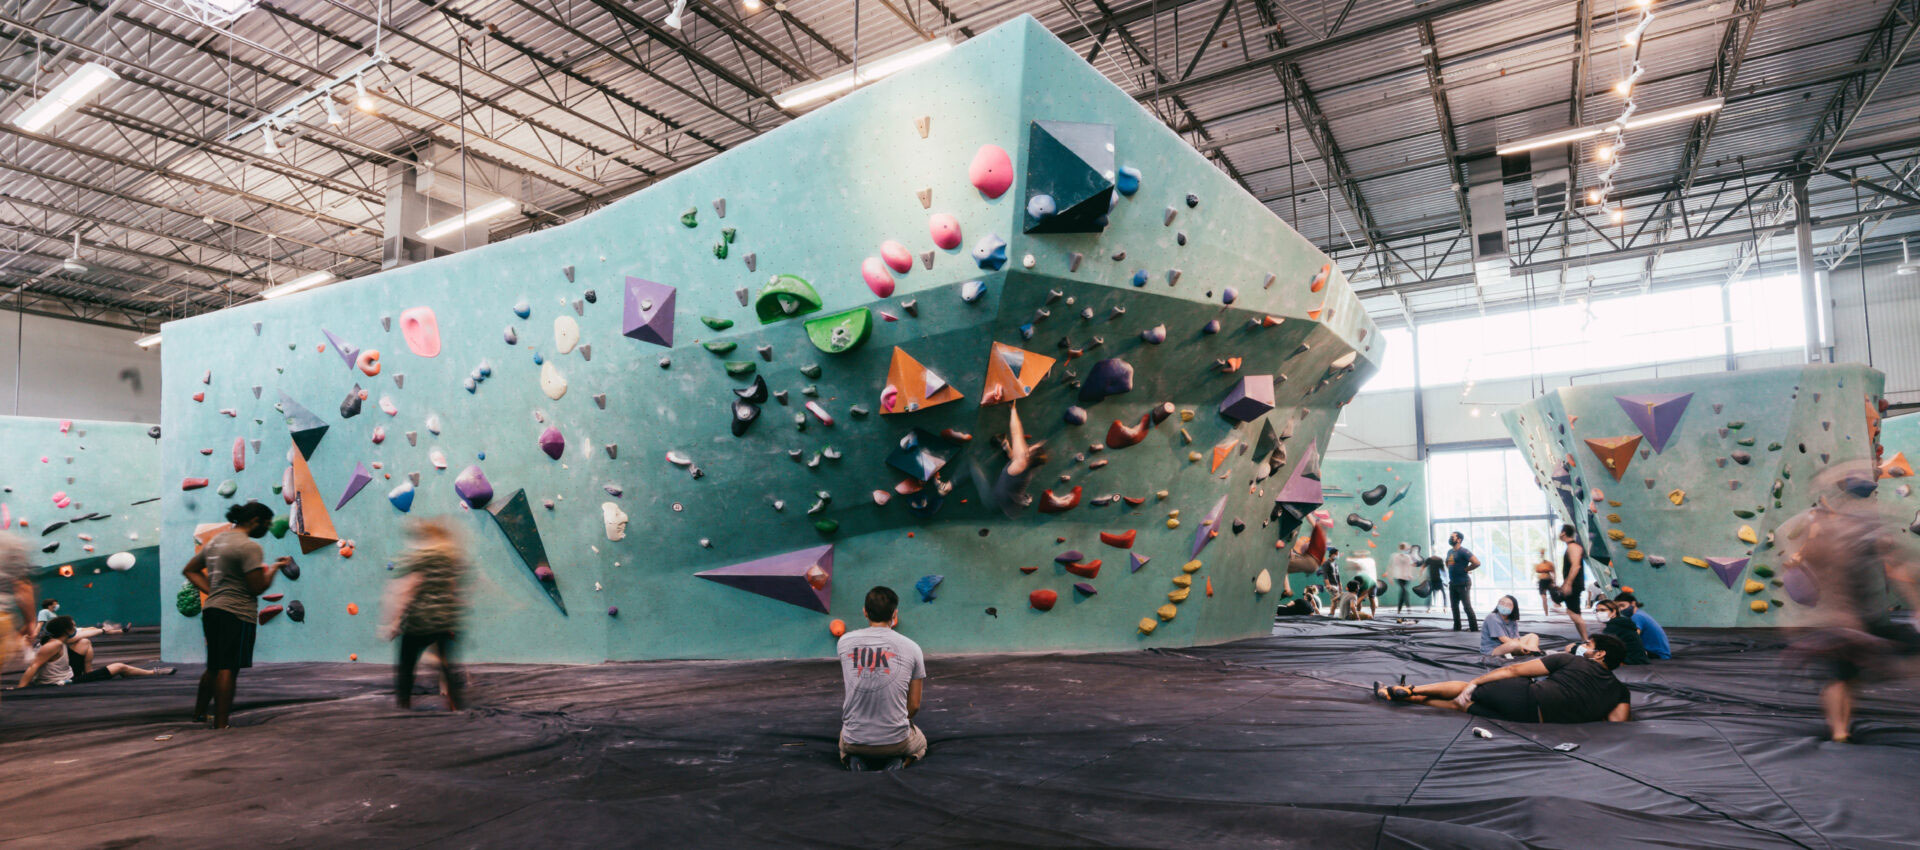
[1376,634,1631,723]
[1336,578,1371,620]
[837,586,927,771]
[1482,594,1543,657]
[1612,592,1670,660]
[14,616,173,688]
[1589,599,1649,665]
[1276,585,1321,617]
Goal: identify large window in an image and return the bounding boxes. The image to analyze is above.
[1426,448,1557,608]
[1412,276,1806,386]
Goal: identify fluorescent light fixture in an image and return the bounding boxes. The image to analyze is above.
[134,333,162,348]
[1899,238,1918,275]
[14,62,119,133]
[418,197,518,240]
[261,270,335,300]
[1495,98,1723,155]
[773,37,954,109]
[743,0,763,9]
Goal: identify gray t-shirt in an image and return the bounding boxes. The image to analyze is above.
[0,532,28,621]
[202,531,265,623]
[837,626,926,746]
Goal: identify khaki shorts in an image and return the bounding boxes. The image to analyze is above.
[0,613,19,678]
[840,725,927,762]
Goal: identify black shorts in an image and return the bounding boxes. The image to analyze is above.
[1538,577,1555,593]
[72,667,115,684]
[202,608,257,671]
[1467,678,1539,722]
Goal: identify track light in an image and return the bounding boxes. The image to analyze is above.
[261,125,279,155]
[664,0,686,29]
[1586,189,1601,205]
[1899,238,1918,275]
[354,76,375,112]
[743,0,763,9]
[1596,144,1614,161]
[1496,99,1722,156]
[1610,207,1626,224]
[324,94,343,125]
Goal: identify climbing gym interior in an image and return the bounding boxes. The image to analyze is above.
[3,2,1919,846]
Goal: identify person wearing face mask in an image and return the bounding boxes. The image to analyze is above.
[1482,595,1543,657]
[180,501,291,729]
[1612,592,1670,660]
[1377,633,1632,723]
[1586,600,1648,665]
[37,599,60,625]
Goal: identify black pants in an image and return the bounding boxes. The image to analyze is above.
[1451,584,1477,631]
[396,631,462,705]
[1395,579,1410,612]
[1427,578,1447,608]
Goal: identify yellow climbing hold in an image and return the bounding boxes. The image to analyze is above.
[1668,489,1686,506]
[1683,556,1708,569]
[1157,604,1179,621]
[1182,560,1203,573]
[1179,409,1195,422]
[1608,499,1622,507]
[1626,550,1645,561]
[1750,600,1770,613]
[1167,518,1181,529]
[1744,579,1765,594]
[1606,529,1626,541]
[1172,574,1192,588]
[1187,451,1202,462]
[1138,617,1159,634]
[1607,513,1622,524]
[1168,587,1191,603]
[1621,537,1637,548]
[1737,525,1757,544]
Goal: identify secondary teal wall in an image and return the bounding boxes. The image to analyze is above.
[0,415,162,626]
[1316,459,1429,607]
[1882,411,1920,528]
[1502,365,1884,627]
[157,17,1380,663]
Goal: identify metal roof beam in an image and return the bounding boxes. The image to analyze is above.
[1801,0,1920,171]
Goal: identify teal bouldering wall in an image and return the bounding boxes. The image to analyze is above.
[156,17,1379,664]
[1317,459,1429,608]
[1881,411,1920,529]
[1502,365,1884,628]
[0,415,163,627]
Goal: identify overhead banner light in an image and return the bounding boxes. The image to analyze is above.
[419,197,518,240]
[773,37,955,109]
[1495,98,1723,156]
[134,333,163,348]
[261,270,336,300]
[14,62,119,133]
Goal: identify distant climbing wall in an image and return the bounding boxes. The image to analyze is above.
[1315,459,1429,607]
[0,415,163,626]
[1881,412,1920,527]
[157,16,1379,664]
[1501,365,1885,628]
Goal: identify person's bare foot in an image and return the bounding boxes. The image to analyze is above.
[155,667,177,675]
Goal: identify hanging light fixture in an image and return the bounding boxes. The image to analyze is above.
[324,93,343,125]
[61,232,86,273]
[260,125,279,155]
[354,75,375,112]
[1899,238,1918,275]
[664,0,687,29]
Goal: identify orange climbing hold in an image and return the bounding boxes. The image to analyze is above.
[1099,529,1137,549]
[1106,413,1152,449]
[346,602,359,615]
[1205,576,1213,597]
[1881,451,1913,479]
[1210,438,1241,473]
[1583,435,1642,482]
[1309,262,1330,293]
[829,619,847,637]
[1065,559,1102,579]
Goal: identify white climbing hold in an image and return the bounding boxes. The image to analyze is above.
[602,502,629,542]
[554,315,580,355]
[540,361,568,400]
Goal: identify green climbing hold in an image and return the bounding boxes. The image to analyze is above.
[1736,437,1755,446]
[1767,442,1782,451]
[722,227,736,244]
[217,480,238,498]
[1733,509,1755,519]
[680,208,698,227]
[1753,564,1775,578]
[175,583,202,617]
[713,242,729,260]
[754,274,823,323]
[803,307,873,354]
[704,340,738,355]
[725,361,758,377]
[269,516,290,539]
[800,363,823,379]
[701,316,735,331]
[814,519,840,535]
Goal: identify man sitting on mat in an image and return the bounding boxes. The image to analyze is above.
[15,616,173,687]
[1376,634,1631,723]
[837,586,927,771]
[1589,599,1649,665]
[1612,592,1670,660]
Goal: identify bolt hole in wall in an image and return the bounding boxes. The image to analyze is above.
[1341,275,1811,614]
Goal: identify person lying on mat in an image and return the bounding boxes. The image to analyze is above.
[1482,595,1543,657]
[1612,592,1670,660]
[1376,634,1632,723]
[837,586,927,771]
[15,616,173,687]
[1588,599,1649,665]
[1275,587,1320,617]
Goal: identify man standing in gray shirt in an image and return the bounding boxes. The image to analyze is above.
[837,586,927,770]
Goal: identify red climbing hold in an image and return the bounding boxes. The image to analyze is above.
[1029,589,1058,611]
[1100,530,1137,549]
[1065,559,1102,579]
[181,477,210,491]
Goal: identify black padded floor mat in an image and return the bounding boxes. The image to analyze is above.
[2,618,1916,849]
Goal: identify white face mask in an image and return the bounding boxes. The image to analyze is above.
[1495,603,1513,615]
[1574,644,1591,657]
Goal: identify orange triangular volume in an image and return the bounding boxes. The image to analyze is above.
[1306,309,1323,320]
[288,449,339,554]
[1211,438,1241,473]
[1583,435,1642,482]
[1880,451,1913,480]
[981,342,1056,405]
[883,346,964,414]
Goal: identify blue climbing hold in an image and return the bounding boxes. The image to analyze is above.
[915,574,944,603]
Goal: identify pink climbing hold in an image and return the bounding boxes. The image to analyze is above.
[58,420,71,433]
[232,438,246,472]
[538,426,566,459]
[181,477,210,491]
[862,257,895,298]
[929,214,962,250]
[399,307,441,358]
[969,144,1013,198]
[880,240,913,274]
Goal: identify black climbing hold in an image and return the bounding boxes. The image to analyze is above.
[733,375,769,404]
[1361,484,1388,505]
[731,400,761,437]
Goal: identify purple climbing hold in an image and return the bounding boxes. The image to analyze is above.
[1064,406,1089,425]
[1074,582,1097,596]
[1614,392,1693,453]
[1222,287,1238,305]
[334,462,374,510]
[695,543,834,613]
[1054,550,1085,565]
[539,426,565,460]
[1140,324,1167,344]
[453,465,494,508]
[607,606,620,616]
[1201,319,1221,335]
[622,276,677,347]
[1704,556,1749,590]
[1219,376,1276,422]
[1783,566,1819,607]
[1129,552,1150,573]
[1079,358,1135,403]
[322,328,359,367]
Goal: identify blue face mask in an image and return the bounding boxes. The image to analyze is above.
[1495,603,1513,615]
[1574,644,1591,657]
